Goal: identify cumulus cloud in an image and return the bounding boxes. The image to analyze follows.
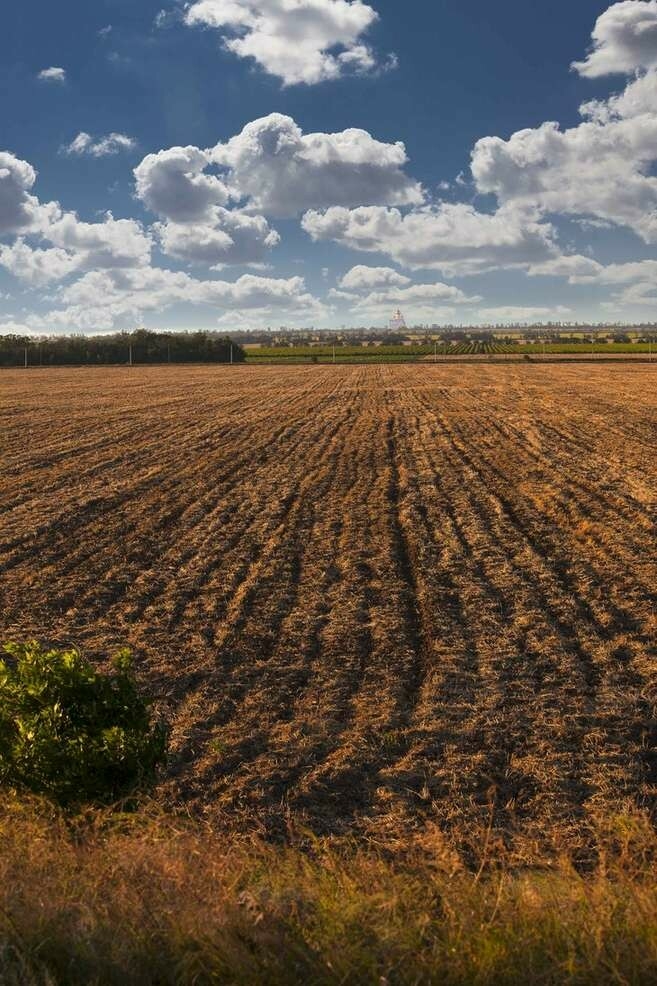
[577,258,657,284]
[132,115,421,266]
[135,115,420,225]
[581,70,657,123]
[43,212,152,269]
[63,132,137,157]
[0,213,151,284]
[134,140,282,266]
[352,281,480,309]
[527,255,604,279]
[573,0,657,78]
[154,209,280,266]
[332,266,479,315]
[0,150,152,282]
[471,106,657,242]
[134,146,230,223]
[302,203,557,275]
[468,4,657,245]
[0,153,42,235]
[207,113,423,217]
[135,147,229,223]
[37,67,66,83]
[338,265,411,290]
[477,306,572,323]
[529,257,657,307]
[183,0,389,85]
[295,3,657,282]
[34,267,325,331]
[0,240,81,286]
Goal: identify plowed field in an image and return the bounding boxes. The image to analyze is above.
[2,364,657,859]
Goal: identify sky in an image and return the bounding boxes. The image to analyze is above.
[1,0,657,333]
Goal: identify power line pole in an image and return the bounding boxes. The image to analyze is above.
[230,344,233,365]
[24,345,28,369]
[129,344,133,367]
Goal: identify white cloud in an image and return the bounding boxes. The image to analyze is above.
[184,0,389,85]
[63,132,137,157]
[155,209,280,266]
[339,265,411,290]
[132,115,422,268]
[553,259,657,311]
[577,258,657,284]
[0,240,81,286]
[37,67,66,84]
[134,146,230,222]
[610,279,657,304]
[527,255,604,279]
[134,139,282,265]
[470,9,657,245]
[529,258,657,309]
[34,267,324,331]
[135,113,423,222]
[0,212,151,285]
[580,70,657,123]
[43,212,152,269]
[477,306,572,323]
[471,107,657,242]
[0,150,152,281]
[0,153,42,235]
[330,272,480,322]
[207,113,423,217]
[573,1,657,78]
[353,281,480,309]
[302,202,557,275]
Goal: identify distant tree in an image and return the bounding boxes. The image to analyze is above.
[0,331,245,366]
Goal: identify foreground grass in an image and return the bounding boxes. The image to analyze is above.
[2,801,657,984]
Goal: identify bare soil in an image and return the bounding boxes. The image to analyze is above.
[2,364,657,859]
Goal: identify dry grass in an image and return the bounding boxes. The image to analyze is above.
[2,797,657,985]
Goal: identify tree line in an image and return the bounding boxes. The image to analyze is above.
[0,329,245,368]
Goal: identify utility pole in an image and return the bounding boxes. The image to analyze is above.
[230,344,233,365]
[24,345,28,369]
[129,344,133,367]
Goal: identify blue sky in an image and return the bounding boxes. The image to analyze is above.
[1,0,657,332]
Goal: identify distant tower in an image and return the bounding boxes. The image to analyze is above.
[389,308,407,332]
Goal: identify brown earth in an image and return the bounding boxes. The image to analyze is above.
[2,363,657,860]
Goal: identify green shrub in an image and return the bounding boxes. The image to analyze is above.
[0,642,167,807]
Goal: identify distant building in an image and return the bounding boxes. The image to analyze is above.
[389,309,407,332]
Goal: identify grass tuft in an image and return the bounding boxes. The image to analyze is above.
[2,798,657,983]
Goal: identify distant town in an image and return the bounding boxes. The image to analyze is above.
[228,321,657,348]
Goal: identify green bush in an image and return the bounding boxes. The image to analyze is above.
[0,642,167,807]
